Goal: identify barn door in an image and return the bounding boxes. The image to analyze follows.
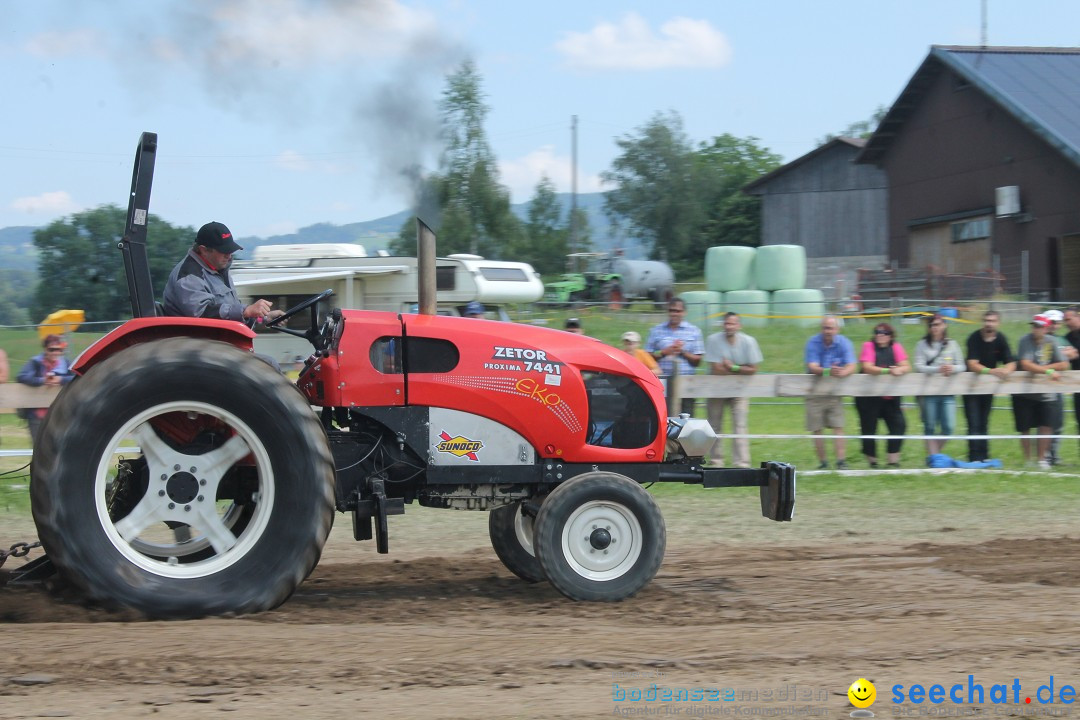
[1061,233,1080,302]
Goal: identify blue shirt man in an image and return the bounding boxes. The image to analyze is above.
[646,298,704,415]
[803,315,857,470]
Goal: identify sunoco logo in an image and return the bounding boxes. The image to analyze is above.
[435,431,484,461]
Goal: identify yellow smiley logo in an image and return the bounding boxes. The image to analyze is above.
[848,678,876,708]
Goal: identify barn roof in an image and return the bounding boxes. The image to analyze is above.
[743,136,866,194]
[857,46,1080,167]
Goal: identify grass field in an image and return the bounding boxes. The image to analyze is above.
[2,307,1077,527]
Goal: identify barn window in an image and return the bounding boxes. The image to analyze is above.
[951,218,991,244]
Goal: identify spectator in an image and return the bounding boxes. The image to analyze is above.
[646,298,704,416]
[620,331,661,377]
[1042,309,1076,465]
[1015,314,1069,469]
[163,221,283,323]
[804,315,857,470]
[464,301,485,318]
[963,310,1016,462]
[856,322,910,468]
[16,334,75,444]
[704,312,763,469]
[565,317,584,334]
[913,313,963,457]
[1065,306,1080,454]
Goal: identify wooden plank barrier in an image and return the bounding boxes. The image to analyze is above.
[676,370,1080,401]
[0,384,63,412]
[2,371,1079,412]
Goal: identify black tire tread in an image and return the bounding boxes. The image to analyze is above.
[30,337,335,618]
[533,472,665,602]
[488,502,544,583]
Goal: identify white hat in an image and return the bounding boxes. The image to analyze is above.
[621,330,641,343]
[1044,309,1064,323]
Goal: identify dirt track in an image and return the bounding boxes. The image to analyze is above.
[2,492,1079,719]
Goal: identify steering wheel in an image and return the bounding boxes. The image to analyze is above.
[264,288,335,351]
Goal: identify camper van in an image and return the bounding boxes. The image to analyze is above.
[231,244,544,366]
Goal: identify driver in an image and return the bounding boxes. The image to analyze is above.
[163,221,283,324]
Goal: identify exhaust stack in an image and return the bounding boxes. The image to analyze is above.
[416,218,437,316]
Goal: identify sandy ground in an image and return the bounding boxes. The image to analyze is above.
[1,490,1079,719]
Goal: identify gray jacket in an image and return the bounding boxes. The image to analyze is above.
[163,249,246,321]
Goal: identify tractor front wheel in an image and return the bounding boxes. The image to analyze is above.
[533,472,665,601]
[30,338,335,618]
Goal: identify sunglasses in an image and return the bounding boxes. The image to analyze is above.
[47,347,64,352]
[874,330,892,336]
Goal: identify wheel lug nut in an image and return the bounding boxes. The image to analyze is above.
[189,467,196,473]
[197,495,204,502]
[168,503,175,510]
[200,479,207,486]
[603,550,609,555]
[173,465,180,471]
[160,474,167,481]
[184,505,191,512]
[158,490,166,497]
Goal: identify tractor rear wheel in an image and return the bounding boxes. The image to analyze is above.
[488,501,544,583]
[533,472,665,601]
[30,337,335,618]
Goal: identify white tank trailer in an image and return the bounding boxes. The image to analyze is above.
[612,257,675,303]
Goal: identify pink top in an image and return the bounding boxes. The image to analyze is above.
[860,340,908,366]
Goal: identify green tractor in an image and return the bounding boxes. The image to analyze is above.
[543,252,626,307]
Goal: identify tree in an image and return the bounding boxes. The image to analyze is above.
[694,134,783,249]
[817,105,889,145]
[33,205,193,322]
[566,206,592,256]
[0,268,35,326]
[505,175,568,276]
[391,60,523,257]
[602,112,701,272]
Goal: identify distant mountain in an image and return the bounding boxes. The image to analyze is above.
[0,192,648,270]
[239,192,646,258]
[0,226,38,271]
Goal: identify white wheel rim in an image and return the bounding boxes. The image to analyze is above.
[560,500,642,581]
[94,401,275,579]
[513,504,536,557]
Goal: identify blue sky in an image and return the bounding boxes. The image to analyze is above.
[4,0,1080,239]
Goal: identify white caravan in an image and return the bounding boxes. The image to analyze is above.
[231,244,544,366]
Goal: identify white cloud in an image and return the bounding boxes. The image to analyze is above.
[275,150,312,172]
[11,191,79,216]
[499,145,605,203]
[24,28,105,58]
[556,13,732,70]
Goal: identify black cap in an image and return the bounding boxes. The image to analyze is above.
[565,317,581,329]
[197,221,242,253]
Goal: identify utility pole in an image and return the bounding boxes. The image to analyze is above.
[570,114,578,254]
[980,0,988,47]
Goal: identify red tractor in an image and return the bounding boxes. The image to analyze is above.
[28,134,794,618]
